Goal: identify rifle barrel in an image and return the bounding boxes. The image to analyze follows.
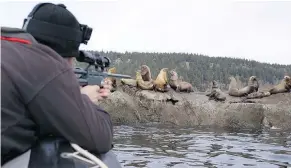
[74,68,87,75]
[74,68,132,79]
[104,73,132,79]
[87,71,132,79]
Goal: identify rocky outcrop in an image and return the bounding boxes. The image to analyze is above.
[97,85,291,131]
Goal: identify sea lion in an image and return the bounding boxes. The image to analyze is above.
[206,80,226,101]
[105,67,117,91]
[228,76,258,97]
[253,77,259,92]
[140,65,152,82]
[245,91,271,99]
[269,75,291,94]
[247,76,259,92]
[136,70,154,90]
[168,69,180,91]
[168,69,194,92]
[153,68,169,92]
[120,78,137,87]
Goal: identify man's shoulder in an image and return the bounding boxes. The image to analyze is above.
[1,26,68,66]
[1,27,38,44]
[1,27,72,103]
[2,27,64,59]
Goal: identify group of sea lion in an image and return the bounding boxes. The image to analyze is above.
[206,75,291,102]
[108,65,194,93]
[105,65,291,99]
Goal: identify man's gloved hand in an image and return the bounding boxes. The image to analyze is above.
[99,79,112,99]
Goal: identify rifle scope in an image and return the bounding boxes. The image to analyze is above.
[76,50,111,70]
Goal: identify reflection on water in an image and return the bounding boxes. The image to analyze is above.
[112,125,291,168]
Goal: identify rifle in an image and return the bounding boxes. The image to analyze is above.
[74,50,132,87]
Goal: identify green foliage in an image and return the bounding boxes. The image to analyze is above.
[76,50,291,91]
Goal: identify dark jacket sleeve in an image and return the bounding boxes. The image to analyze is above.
[27,68,113,154]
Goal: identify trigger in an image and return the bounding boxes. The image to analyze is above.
[100,80,105,88]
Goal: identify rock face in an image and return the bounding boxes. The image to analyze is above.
[97,86,291,131]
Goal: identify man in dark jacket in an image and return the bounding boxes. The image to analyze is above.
[1,3,115,166]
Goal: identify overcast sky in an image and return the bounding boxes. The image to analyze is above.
[1,0,291,65]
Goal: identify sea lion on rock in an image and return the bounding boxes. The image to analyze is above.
[168,69,194,93]
[140,65,152,82]
[206,80,226,102]
[228,76,258,97]
[245,91,271,99]
[153,68,169,92]
[168,70,180,91]
[136,70,154,90]
[121,78,137,87]
[247,76,259,92]
[269,75,291,94]
[253,77,259,92]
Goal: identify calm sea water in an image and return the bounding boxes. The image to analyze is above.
[112,125,291,168]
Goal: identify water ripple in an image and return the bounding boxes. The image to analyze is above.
[113,125,291,168]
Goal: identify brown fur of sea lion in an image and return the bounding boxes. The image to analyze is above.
[253,78,259,92]
[228,76,258,97]
[140,65,152,82]
[153,68,169,92]
[168,70,194,93]
[206,80,226,101]
[206,81,217,98]
[136,70,154,90]
[168,69,180,91]
[269,75,291,94]
[121,78,137,87]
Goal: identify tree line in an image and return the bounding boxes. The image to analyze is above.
[75,50,291,91]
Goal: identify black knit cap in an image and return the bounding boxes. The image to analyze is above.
[25,3,81,57]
